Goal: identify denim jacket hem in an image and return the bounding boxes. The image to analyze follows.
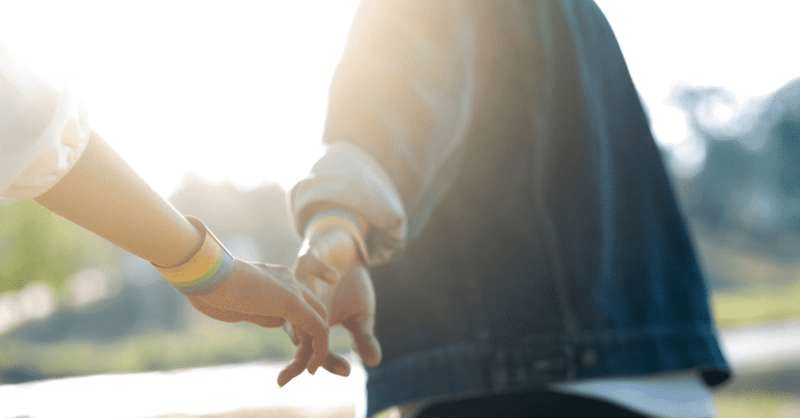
[366,323,730,415]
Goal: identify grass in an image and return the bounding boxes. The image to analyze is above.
[3,222,800,418]
[711,356,800,418]
[4,308,800,418]
[3,268,799,384]
[0,328,293,381]
[711,281,800,329]
[0,314,354,384]
[693,227,800,329]
[150,394,800,418]
[714,363,800,418]
[715,394,800,418]
[147,398,800,418]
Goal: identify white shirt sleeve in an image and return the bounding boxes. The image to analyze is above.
[0,41,90,200]
[290,142,408,266]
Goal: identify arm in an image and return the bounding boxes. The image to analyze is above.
[4,40,200,269]
[281,0,478,383]
[31,134,330,372]
[291,0,477,252]
[2,40,331,374]
[35,133,201,267]
[1,54,331,372]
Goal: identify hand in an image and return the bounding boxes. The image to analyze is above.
[277,227,382,386]
[184,258,330,373]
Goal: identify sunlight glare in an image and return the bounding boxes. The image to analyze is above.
[5,0,799,193]
[1,0,359,195]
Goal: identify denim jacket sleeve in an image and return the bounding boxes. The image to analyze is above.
[290,0,476,265]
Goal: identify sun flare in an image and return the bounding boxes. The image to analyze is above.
[1,0,359,195]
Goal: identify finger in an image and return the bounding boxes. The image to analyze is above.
[302,288,328,321]
[187,297,244,323]
[321,352,352,377]
[295,253,340,285]
[283,322,300,346]
[283,297,330,374]
[277,336,313,387]
[201,262,325,326]
[241,264,331,368]
[244,315,286,328]
[343,317,382,368]
[191,294,293,328]
[223,262,329,371]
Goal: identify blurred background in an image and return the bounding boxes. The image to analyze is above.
[0,1,799,417]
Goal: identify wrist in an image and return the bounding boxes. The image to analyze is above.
[305,208,369,265]
[153,216,235,294]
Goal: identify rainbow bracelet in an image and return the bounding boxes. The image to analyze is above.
[154,216,235,295]
[305,208,369,264]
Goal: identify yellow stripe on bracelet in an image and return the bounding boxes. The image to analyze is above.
[306,209,369,264]
[154,217,233,293]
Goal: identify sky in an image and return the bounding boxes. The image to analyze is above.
[2,0,799,195]
[1,0,360,195]
[596,0,800,176]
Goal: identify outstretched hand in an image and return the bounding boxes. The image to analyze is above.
[185,259,331,374]
[278,227,382,386]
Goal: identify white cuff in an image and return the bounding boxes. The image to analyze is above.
[0,85,91,200]
[291,142,407,266]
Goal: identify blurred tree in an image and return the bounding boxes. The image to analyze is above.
[0,200,114,294]
[674,80,800,235]
[776,119,800,198]
[671,79,800,264]
[169,176,302,265]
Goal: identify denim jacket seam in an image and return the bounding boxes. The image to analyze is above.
[377,324,718,370]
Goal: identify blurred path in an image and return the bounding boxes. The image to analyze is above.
[1,323,798,418]
[719,320,800,369]
[0,356,367,418]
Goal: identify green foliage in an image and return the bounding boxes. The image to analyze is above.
[712,282,800,329]
[0,200,114,293]
[715,359,800,418]
[0,315,354,383]
[0,327,297,379]
[0,325,285,382]
[693,226,800,328]
[715,394,800,418]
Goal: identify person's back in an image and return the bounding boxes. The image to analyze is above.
[291,0,731,416]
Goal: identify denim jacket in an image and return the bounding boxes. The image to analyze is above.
[291,0,730,415]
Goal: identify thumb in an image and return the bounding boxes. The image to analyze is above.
[343,316,382,368]
[295,252,340,285]
[321,351,352,377]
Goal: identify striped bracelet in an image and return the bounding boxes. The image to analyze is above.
[154,216,235,295]
[305,208,369,264]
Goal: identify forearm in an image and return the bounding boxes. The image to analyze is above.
[291,143,406,266]
[292,0,476,261]
[323,0,476,212]
[34,133,200,267]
